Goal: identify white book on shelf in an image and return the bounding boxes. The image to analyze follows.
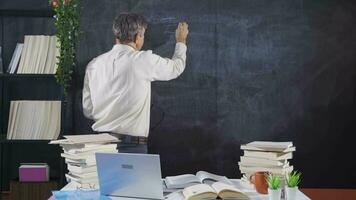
[7,101,19,139]
[13,101,30,139]
[17,35,30,73]
[52,102,62,139]
[34,35,44,73]
[44,36,53,74]
[26,35,39,73]
[7,43,24,74]
[33,35,44,73]
[22,35,35,73]
[44,36,57,74]
[53,36,59,73]
[37,102,47,139]
[29,101,38,138]
[7,101,61,140]
[37,36,50,73]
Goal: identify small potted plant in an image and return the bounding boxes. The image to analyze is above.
[266,173,281,200]
[285,171,302,200]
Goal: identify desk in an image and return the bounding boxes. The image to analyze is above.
[50,180,311,200]
[300,188,356,200]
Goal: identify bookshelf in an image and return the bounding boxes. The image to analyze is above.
[0,8,66,192]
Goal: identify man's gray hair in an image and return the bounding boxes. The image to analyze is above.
[113,13,148,43]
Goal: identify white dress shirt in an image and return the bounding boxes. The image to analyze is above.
[82,43,187,137]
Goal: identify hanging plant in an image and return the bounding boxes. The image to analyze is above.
[50,0,80,95]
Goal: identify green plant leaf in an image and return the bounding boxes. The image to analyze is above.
[266,174,281,190]
[50,0,80,95]
[286,171,302,187]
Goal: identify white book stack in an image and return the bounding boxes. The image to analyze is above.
[50,133,120,189]
[238,141,296,179]
[16,35,59,74]
[7,101,61,140]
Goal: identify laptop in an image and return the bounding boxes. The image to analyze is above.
[96,153,164,200]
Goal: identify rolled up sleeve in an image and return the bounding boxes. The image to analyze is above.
[146,42,187,81]
[82,70,94,119]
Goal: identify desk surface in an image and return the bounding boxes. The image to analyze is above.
[51,180,311,200]
[300,188,356,200]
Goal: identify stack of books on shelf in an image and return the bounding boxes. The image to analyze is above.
[50,133,120,189]
[7,101,61,140]
[238,141,295,179]
[7,35,59,74]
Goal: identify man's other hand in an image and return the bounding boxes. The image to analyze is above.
[176,22,189,44]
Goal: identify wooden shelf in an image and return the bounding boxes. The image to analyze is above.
[0,6,67,192]
[0,139,52,144]
[0,74,56,79]
[10,180,59,200]
[0,9,54,18]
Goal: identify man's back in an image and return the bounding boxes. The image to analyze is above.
[83,43,187,137]
[82,13,188,138]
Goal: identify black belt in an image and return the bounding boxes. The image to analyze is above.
[95,132,147,145]
[118,134,147,145]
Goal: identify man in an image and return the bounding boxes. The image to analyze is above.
[82,13,189,153]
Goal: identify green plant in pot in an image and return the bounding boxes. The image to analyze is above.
[266,173,281,200]
[285,171,301,200]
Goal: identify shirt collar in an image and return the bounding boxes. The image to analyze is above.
[113,44,136,51]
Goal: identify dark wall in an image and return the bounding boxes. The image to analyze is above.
[73,0,356,188]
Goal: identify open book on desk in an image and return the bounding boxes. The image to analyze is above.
[183,182,248,200]
[165,171,232,189]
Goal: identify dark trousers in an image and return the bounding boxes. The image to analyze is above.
[117,143,148,154]
[110,133,148,154]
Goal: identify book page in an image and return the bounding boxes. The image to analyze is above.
[211,182,248,199]
[165,174,201,189]
[17,36,29,73]
[64,133,119,144]
[165,191,185,200]
[211,182,242,194]
[182,184,217,200]
[196,171,232,185]
[247,141,293,149]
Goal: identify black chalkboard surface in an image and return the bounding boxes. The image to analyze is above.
[74,0,356,187]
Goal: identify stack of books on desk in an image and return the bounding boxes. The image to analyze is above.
[50,133,119,189]
[238,141,295,178]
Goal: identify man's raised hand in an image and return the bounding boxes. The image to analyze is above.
[176,22,189,44]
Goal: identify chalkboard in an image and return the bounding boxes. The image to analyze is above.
[74,0,356,187]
